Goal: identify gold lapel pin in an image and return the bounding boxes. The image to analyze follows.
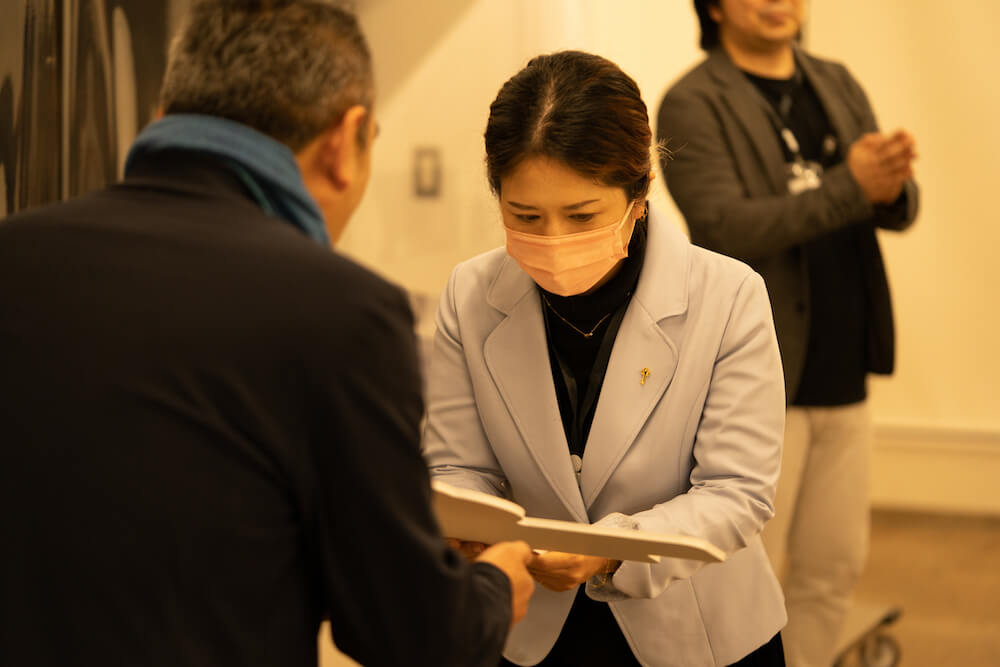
[640,368,650,385]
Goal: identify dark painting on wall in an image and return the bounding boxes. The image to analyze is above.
[1,0,186,218]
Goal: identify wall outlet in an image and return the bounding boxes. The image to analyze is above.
[413,147,442,198]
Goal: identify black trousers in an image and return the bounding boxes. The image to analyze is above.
[499,586,785,666]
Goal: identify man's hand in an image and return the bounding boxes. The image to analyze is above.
[475,541,536,627]
[526,551,619,592]
[847,130,916,205]
[445,538,487,561]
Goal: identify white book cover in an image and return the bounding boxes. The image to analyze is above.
[431,480,725,564]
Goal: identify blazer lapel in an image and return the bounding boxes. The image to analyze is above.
[795,46,859,149]
[706,48,788,194]
[579,303,678,511]
[580,209,690,511]
[483,257,589,522]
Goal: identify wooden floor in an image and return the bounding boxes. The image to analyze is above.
[837,510,1000,667]
[320,509,1000,667]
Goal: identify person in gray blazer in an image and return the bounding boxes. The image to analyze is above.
[657,3,919,666]
[423,50,788,667]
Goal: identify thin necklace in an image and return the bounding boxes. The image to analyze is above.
[540,293,611,339]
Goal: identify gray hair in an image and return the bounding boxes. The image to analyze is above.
[159,0,373,151]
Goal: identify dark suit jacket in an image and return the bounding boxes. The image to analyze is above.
[0,151,510,667]
[657,46,919,399]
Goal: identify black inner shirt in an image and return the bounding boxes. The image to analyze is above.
[540,211,647,456]
[744,69,869,406]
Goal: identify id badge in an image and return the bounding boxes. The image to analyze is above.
[786,160,823,195]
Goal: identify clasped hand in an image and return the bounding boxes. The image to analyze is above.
[847,129,917,205]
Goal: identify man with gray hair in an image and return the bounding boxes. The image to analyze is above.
[0,2,534,666]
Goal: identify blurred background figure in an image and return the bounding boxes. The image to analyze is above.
[657,1,917,666]
[0,0,175,217]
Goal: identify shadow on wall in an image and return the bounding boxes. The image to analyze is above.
[1,0,183,218]
[356,0,477,108]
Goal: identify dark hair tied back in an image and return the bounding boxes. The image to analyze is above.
[484,50,653,203]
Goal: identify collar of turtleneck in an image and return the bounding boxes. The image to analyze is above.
[539,206,649,329]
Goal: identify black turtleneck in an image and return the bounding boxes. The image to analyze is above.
[540,210,648,457]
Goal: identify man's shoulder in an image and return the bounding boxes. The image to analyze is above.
[0,188,406,312]
[250,229,408,318]
[797,47,856,88]
[0,191,104,231]
[662,55,717,99]
[658,52,736,124]
[662,48,857,99]
[797,48,848,73]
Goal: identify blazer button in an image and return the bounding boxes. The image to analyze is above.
[795,301,806,314]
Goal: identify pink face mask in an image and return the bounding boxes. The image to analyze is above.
[504,203,637,296]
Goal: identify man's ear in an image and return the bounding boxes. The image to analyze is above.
[320,105,369,190]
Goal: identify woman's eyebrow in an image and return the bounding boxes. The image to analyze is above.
[505,199,601,210]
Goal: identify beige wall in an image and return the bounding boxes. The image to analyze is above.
[343,0,514,296]
[343,0,1000,515]
[808,0,1000,435]
[348,0,999,436]
[344,0,702,297]
[805,0,1000,513]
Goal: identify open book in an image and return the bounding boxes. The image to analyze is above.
[431,480,725,564]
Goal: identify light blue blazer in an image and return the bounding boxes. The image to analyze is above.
[422,205,787,666]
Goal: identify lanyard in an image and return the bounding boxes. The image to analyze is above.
[750,78,809,165]
[747,68,837,166]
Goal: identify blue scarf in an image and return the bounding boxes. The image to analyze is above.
[124,114,329,246]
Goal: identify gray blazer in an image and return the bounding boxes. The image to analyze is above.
[657,47,919,399]
[422,207,787,666]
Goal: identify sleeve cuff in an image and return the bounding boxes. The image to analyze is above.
[824,162,875,224]
[584,512,639,602]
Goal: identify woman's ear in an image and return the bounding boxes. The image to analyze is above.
[631,202,645,224]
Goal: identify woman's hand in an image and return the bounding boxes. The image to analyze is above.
[445,538,488,561]
[527,551,620,592]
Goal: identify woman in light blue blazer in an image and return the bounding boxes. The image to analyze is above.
[422,51,787,667]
